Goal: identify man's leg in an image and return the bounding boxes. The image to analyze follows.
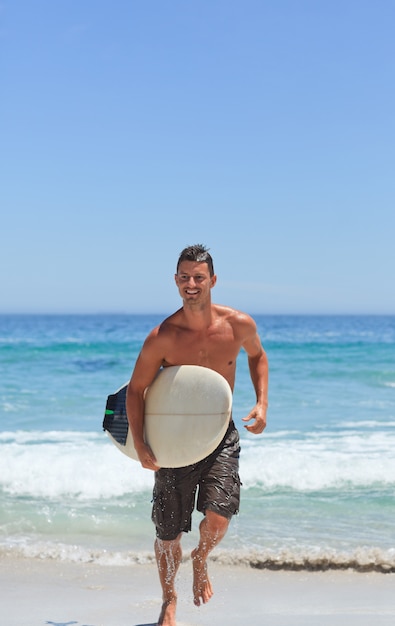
[191,510,229,606]
[155,534,183,626]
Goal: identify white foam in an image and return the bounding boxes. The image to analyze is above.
[2,540,394,573]
[0,431,153,500]
[2,428,395,501]
[340,420,395,428]
[0,539,156,566]
[240,430,395,491]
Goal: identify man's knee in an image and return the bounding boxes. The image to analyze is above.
[202,509,230,534]
[155,533,183,551]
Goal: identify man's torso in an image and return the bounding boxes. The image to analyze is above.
[157,305,247,390]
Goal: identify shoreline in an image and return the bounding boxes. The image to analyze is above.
[2,541,395,574]
[2,555,395,626]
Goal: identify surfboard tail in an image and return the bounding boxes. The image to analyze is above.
[103,384,129,446]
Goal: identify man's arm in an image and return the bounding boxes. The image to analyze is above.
[126,329,164,470]
[240,319,269,434]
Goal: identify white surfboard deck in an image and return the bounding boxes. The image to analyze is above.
[105,365,232,468]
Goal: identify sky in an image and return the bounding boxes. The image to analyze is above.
[1,0,394,315]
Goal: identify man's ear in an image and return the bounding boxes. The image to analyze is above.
[210,274,217,288]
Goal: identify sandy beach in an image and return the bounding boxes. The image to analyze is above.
[2,555,395,626]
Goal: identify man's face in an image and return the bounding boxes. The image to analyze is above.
[175,261,216,306]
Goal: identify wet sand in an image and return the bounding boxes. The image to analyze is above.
[2,555,395,626]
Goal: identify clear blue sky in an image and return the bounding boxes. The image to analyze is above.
[1,0,394,314]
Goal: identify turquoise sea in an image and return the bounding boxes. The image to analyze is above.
[1,314,394,572]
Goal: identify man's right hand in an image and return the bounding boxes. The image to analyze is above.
[136,442,160,471]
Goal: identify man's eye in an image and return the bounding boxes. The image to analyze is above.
[178,274,205,282]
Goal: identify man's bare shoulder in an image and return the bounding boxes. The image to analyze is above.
[145,309,184,342]
[214,304,258,339]
[216,305,264,360]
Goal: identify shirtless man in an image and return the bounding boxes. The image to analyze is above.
[126,244,268,626]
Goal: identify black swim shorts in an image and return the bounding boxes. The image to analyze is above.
[151,422,241,541]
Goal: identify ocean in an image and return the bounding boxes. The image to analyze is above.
[1,314,394,572]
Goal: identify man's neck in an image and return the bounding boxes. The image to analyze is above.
[182,301,215,330]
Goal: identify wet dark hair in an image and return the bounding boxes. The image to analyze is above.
[176,244,214,277]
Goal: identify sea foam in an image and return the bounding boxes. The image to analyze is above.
[2,428,395,500]
[2,540,395,573]
[0,431,152,500]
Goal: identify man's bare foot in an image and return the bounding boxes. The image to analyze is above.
[157,596,177,626]
[191,548,214,606]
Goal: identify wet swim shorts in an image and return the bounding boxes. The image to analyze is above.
[152,421,241,541]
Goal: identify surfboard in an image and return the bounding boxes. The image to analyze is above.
[103,365,232,468]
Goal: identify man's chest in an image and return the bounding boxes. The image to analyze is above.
[164,328,240,368]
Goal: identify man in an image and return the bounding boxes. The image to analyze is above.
[126,244,268,626]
